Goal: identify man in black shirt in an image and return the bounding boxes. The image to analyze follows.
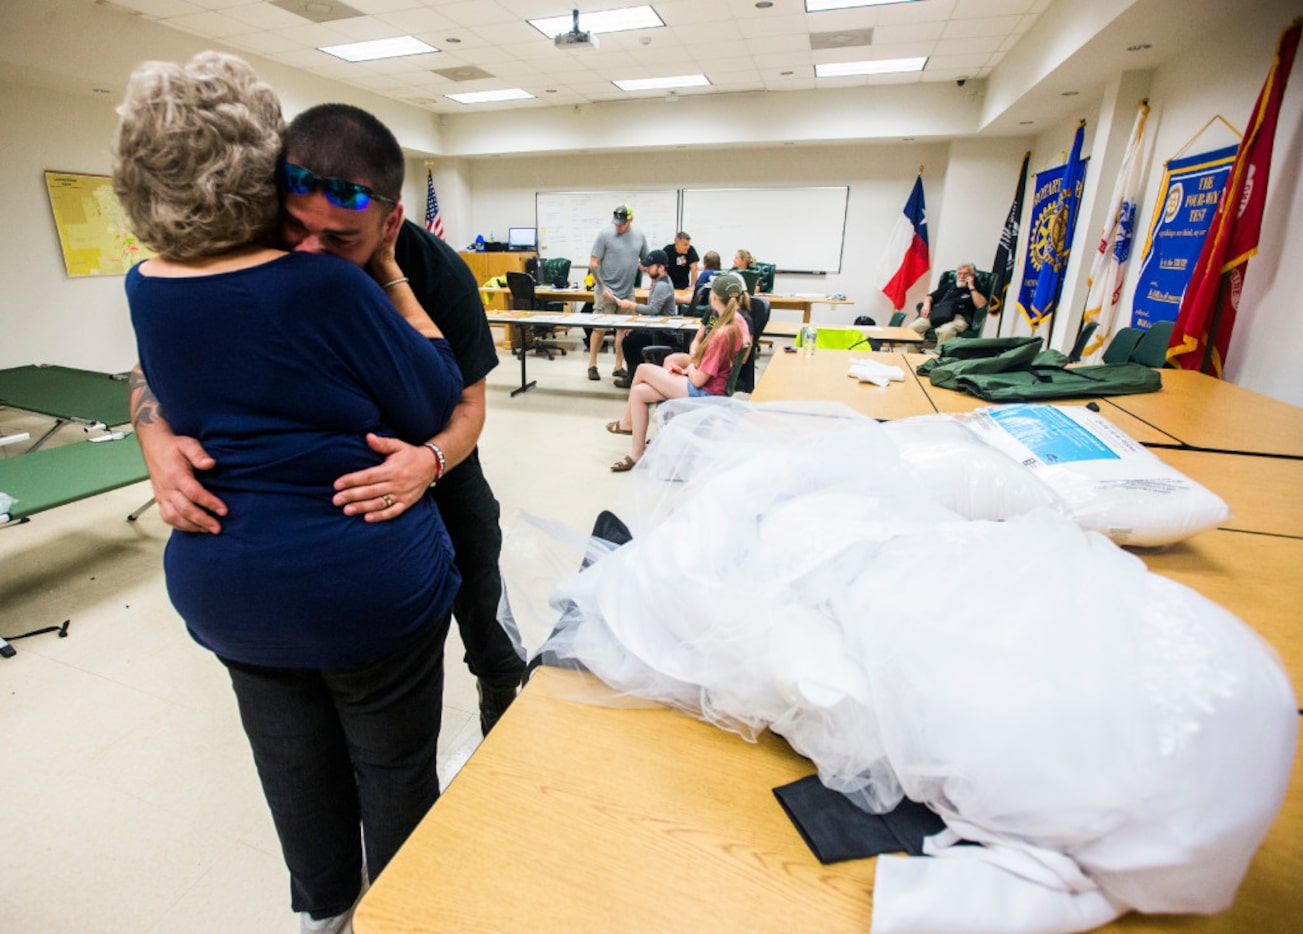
[911,262,988,343]
[662,231,700,291]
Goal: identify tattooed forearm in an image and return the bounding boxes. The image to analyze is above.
[128,364,165,427]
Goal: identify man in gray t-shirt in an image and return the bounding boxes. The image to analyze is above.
[587,203,648,381]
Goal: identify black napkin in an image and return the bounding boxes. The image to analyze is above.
[773,774,947,863]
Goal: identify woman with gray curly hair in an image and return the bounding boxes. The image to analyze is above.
[114,51,464,934]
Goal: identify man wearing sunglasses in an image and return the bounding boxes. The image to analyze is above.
[131,103,526,734]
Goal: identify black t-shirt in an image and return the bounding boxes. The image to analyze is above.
[663,242,701,290]
[927,283,985,328]
[394,220,498,388]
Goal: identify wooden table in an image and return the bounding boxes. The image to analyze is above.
[486,311,701,396]
[762,321,925,345]
[355,667,879,933]
[482,287,854,324]
[749,349,936,420]
[1101,369,1303,458]
[1150,448,1303,538]
[763,293,856,323]
[355,653,1303,934]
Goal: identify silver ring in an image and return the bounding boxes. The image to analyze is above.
[382,494,394,508]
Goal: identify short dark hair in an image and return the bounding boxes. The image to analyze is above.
[282,103,404,201]
[675,231,690,241]
[702,250,721,270]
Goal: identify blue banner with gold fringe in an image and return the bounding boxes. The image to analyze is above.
[1130,146,1237,329]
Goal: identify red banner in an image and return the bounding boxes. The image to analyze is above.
[1168,21,1300,374]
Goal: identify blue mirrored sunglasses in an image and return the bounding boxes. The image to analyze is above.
[278,162,396,211]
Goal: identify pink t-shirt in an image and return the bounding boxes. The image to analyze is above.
[697,319,750,395]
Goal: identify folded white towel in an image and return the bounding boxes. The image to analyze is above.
[848,358,905,387]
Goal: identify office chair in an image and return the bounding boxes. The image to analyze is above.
[1130,319,1175,367]
[505,271,567,360]
[752,262,776,294]
[1102,327,1145,364]
[736,296,769,393]
[737,268,762,295]
[1068,320,1099,363]
[915,268,995,343]
[889,311,906,327]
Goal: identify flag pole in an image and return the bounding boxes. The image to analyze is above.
[1198,273,1232,374]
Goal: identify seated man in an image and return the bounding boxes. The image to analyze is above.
[911,263,988,344]
[606,249,677,389]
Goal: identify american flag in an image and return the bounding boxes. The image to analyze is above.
[425,169,445,240]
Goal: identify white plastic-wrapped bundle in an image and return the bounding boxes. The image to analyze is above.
[952,404,1230,546]
[535,400,1295,934]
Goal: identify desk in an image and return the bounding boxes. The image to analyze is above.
[0,364,131,451]
[761,321,925,346]
[486,311,701,396]
[750,349,935,420]
[355,669,1303,934]
[1150,449,1303,538]
[1101,369,1303,458]
[763,293,856,324]
[354,666,878,933]
[482,288,853,324]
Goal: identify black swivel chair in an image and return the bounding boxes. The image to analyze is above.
[505,271,566,360]
[736,296,769,393]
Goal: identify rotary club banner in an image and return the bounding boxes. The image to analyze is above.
[1129,146,1237,329]
[1016,131,1088,328]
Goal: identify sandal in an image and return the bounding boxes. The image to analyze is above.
[610,455,638,472]
[606,420,632,435]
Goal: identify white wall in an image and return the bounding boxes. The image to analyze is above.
[461,138,1032,327]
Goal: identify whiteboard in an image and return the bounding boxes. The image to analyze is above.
[680,187,849,274]
[536,190,680,266]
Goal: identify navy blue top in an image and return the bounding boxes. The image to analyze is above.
[128,252,463,668]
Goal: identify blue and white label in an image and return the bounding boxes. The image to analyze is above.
[989,405,1120,465]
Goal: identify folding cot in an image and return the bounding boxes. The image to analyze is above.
[0,363,131,451]
[0,433,149,526]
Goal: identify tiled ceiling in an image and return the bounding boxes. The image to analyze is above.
[99,0,1053,113]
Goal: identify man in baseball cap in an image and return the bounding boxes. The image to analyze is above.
[605,249,677,387]
[587,203,648,380]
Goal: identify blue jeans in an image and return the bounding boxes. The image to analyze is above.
[220,614,451,918]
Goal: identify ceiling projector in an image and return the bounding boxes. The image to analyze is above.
[555,9,598,50]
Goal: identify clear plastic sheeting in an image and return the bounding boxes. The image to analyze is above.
[525,398,1295,934]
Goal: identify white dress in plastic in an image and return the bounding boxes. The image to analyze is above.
[527,399,1295,934]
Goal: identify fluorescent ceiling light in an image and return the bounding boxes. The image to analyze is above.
[319,36,437,62]
[806,0,917,11]
[614,74,710,92]
[446,88,535,104]
[529,5,664,39]
[815,56,927,77]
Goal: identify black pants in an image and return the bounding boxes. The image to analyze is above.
[222,617,451,918]
[621,328,682,368]
[431,449,525,686]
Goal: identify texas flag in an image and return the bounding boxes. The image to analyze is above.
[881,175,930,309]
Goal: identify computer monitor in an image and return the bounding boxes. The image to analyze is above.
[508,227,537,250]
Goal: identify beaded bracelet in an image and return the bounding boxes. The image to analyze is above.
[423,441,446,486]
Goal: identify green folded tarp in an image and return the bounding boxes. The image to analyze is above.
[917,337,1162,401]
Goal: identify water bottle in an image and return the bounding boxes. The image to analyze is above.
[801,325,817,357]
[475,234,485,252]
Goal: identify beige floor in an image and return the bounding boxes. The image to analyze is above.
[0,335,771,932]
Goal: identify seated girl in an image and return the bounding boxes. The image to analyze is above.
[605,272,751,472]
